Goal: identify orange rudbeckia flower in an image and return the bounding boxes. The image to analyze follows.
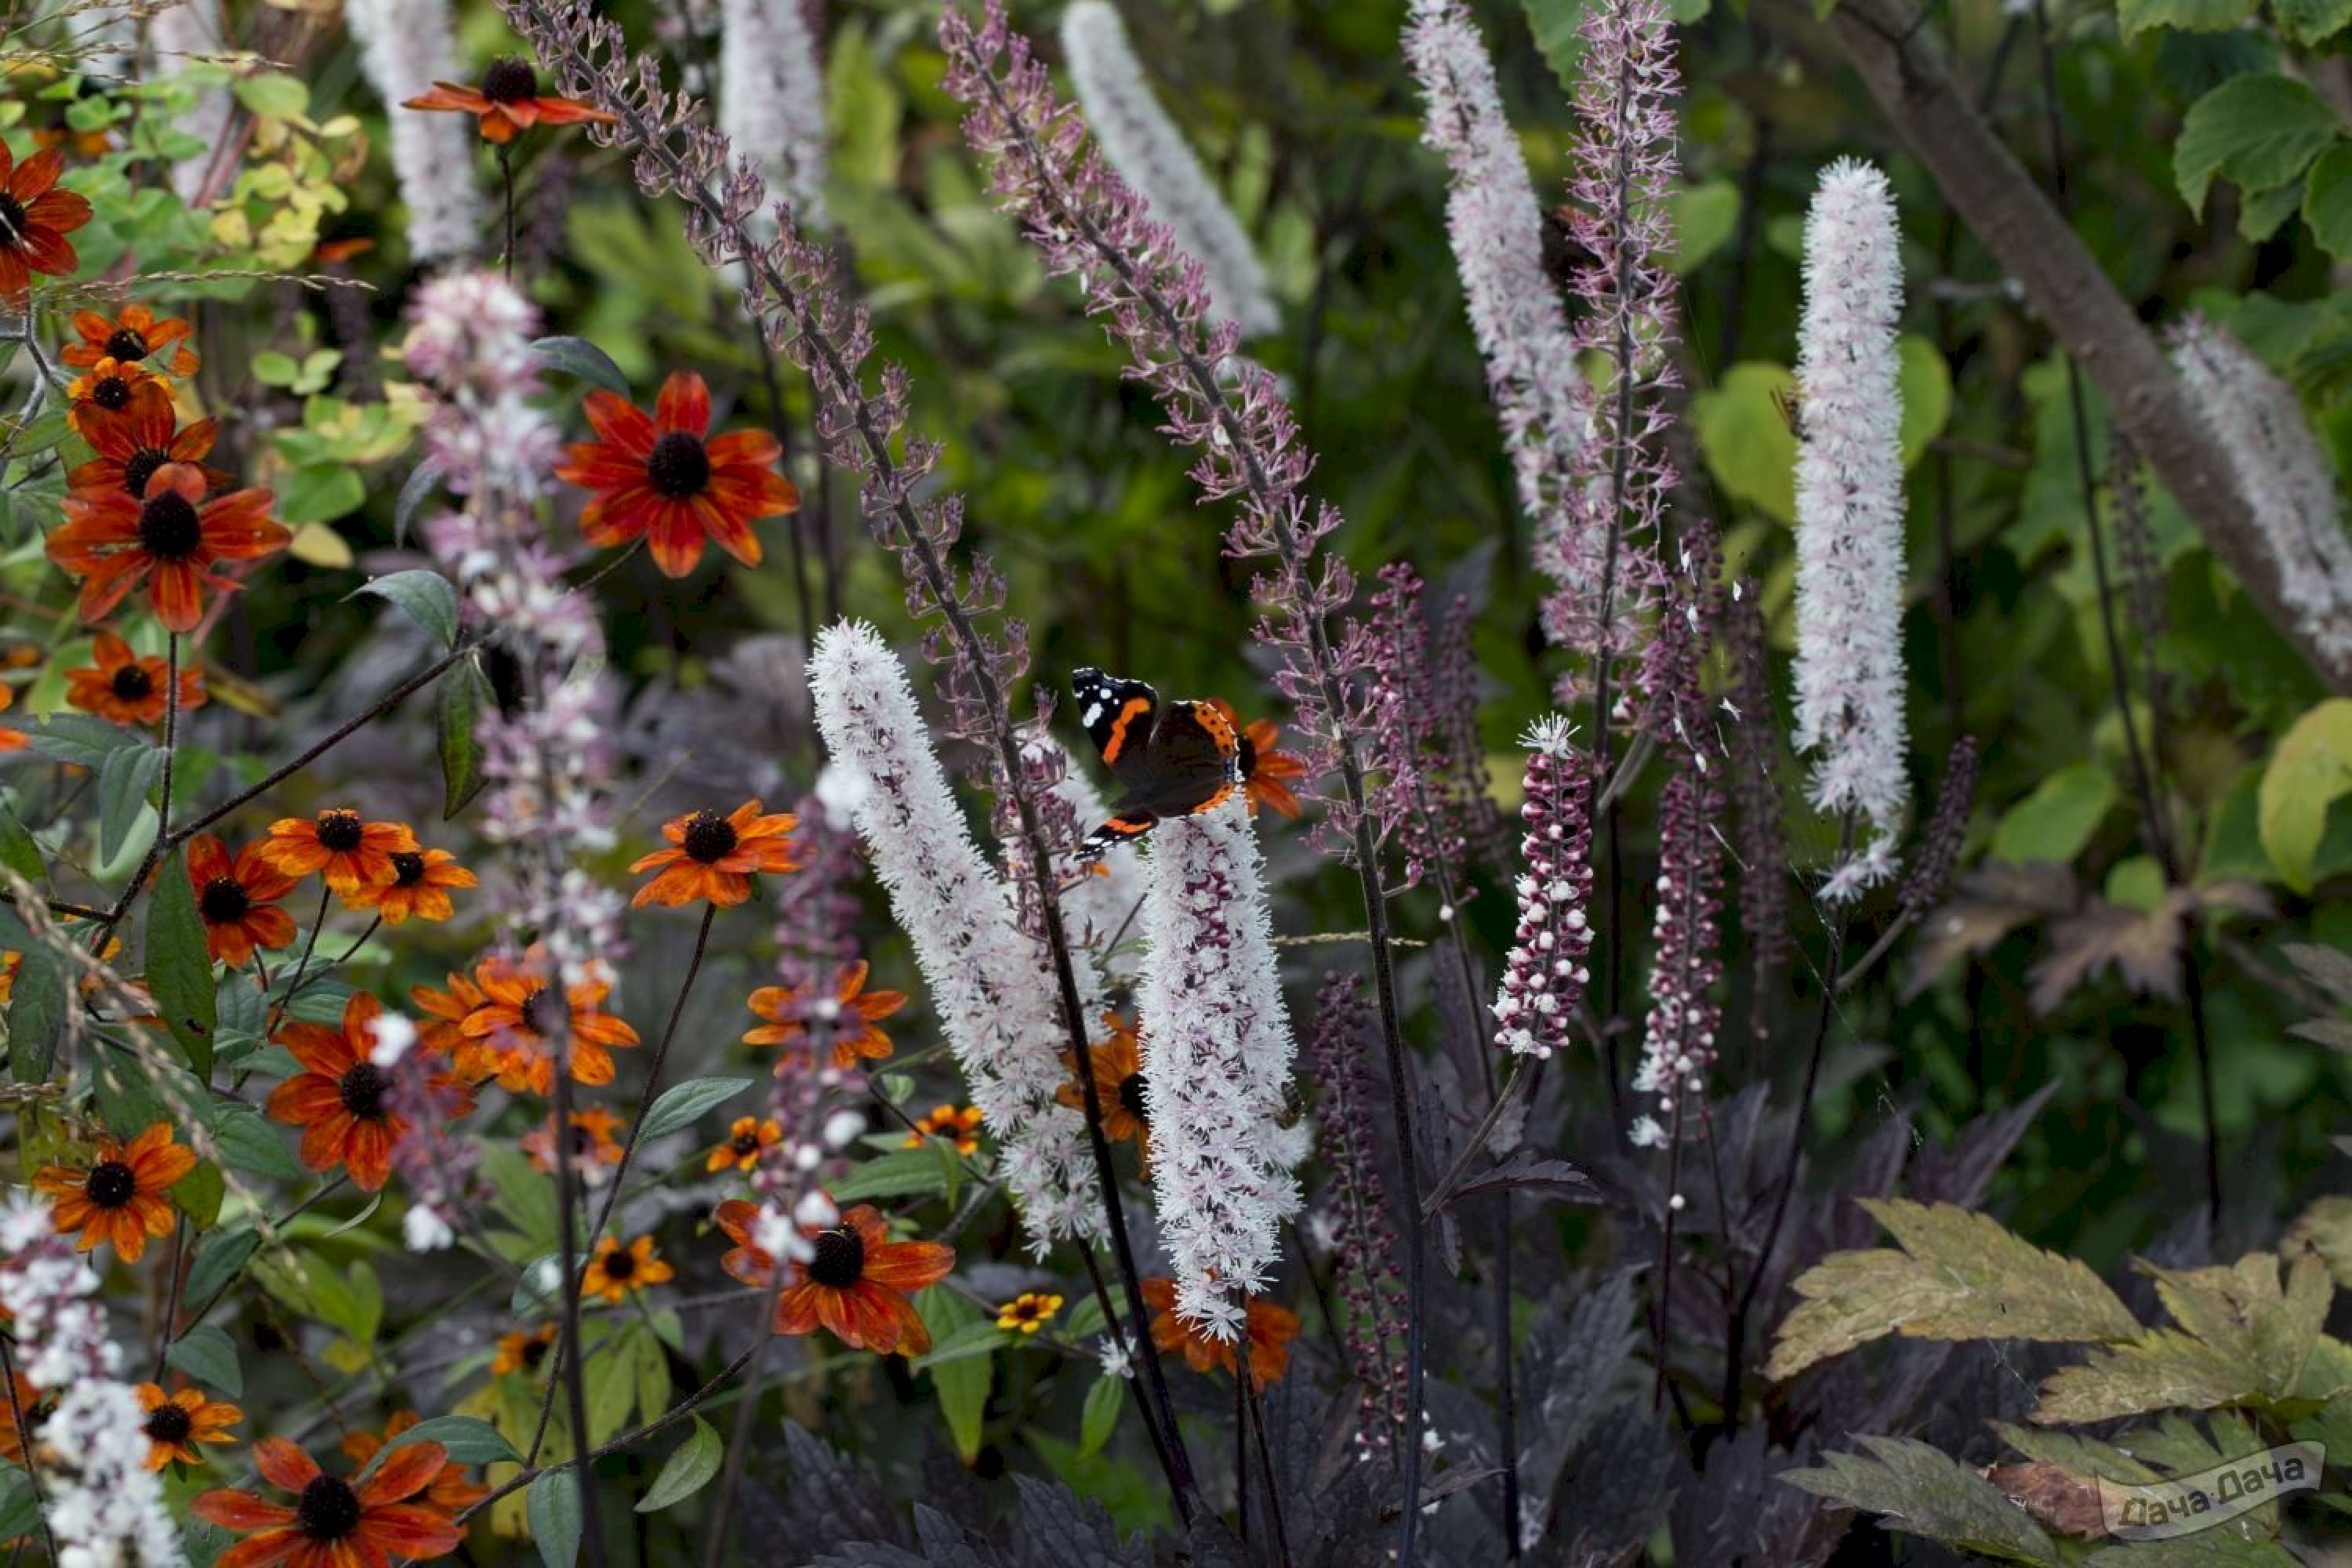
[521,1106,628,1179]
[717,1199,953,1356]
[47,462,289,633]
[191,1436,463,1568]
[457,947,640,1091]
[743,960,907,1069]
[0,143,91,299]
[492,1323,557,1377]
[0,685,24,753]
[265,992,411,1192]
[1054,1012,1151,1163]
[903,1104,985,1156]
[0,1374,56,1466]
[705,1116,782,1174]
[64,630,206,727]
[65,355,159,441]
[63,303,199,377]
[630,800,797,909]
[583,1234,673,1304]
[259,809,419,892]
[403,56,617,144]
[184,833,299,967]
[1207,699,1306,818]
[556,370,800,578]
[1142,1276,1299,1390]
[32,1121,198,1263]
[134,1382,242,1471]
[339,846,475,926]
[67,379,230,501]
[408,968,485,1062]
[341,1413,490,1512]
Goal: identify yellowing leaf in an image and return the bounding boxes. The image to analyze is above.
[1766,1199,2141,1381]
[1781,1436,2057,1564]
[2259,699,2352,892]
[286,521,353,568]
[2285,1196,2352,1288]
[1692,361,1797,523]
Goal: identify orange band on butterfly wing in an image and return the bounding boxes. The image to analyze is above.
[1101,696,1152,764]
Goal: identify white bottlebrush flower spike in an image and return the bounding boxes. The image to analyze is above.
[43,1381,187,1568]
[1791,156,1909,891]
[147,0,231,207]
[808,620,1105,1249]
[1134,796,1303,1340]
[345,0,484,262]
[1491,715,1594,1061]
[1059,1,1279,336]
[1028,734,1147,974]
[2168,315,2352,668]
[720,0,829,228]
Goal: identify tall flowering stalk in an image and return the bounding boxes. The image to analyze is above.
[1133,797,1304,1340]
[2168,315,2352,667]
[1308,974,1410,1462]
[1363,564,1492,892]
[1493,716,1595,1062]
[808,619,1105,1248]
[147,0,231,207]
[720,0,829,230]
[1058,2,1278,337]
[1792,158,1909,892]
[347,0,484,262]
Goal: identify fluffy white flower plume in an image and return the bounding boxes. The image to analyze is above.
[1135,796,1304,1340]
[1403,0,1586,601]
[44,1381,185,1568]
[2168,315,2352,667]
[1791,157,1909,886]
[147,0,231,207]
[1059,1,1278,336]
[808,620,1103,1249]
[720,0,829,227]
[345,0,483,262]
[0,1192,118,1387]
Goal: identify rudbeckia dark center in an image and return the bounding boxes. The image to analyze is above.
[602,1248,637,1281]
[1117,1073,1150,1124]
[122,448,168,498]
[104,328,151,361]
[808,1226,865,1289]
[521,1335,550,1370]
[111,663,154,701]
[338,1062,390,1120]
[645,432,712,499]
[93,376,132,410]
[85,1160,136,1208]
[199,876,251,924]
[296,1475,363,1541]
[731,1131,760,1155]
[390,851,426,886]
[136,491,203,561]
[315,811,365,851]
[521,987,561,1036]
[681,811,737,863]
[0,195,26,240]
[143,1403,193,1443]
[481,57,539,103]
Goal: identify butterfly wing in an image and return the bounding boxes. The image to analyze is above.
[1116,700,1240,818]
[1072,667,1160,787]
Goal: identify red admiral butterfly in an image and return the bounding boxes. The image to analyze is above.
[1072,666,1242,857]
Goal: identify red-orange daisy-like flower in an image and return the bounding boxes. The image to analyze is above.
[402,56,617,144]
[555,370,800,578]
[0,684,28,753]
[717,1199,953,1356]
[63,303,199,378]
[492,1323,557,1377]
[456,947,640,1091]
[0,143,91,299]
[705,1116,782,1174]
[521,1106,628,1178]
[259,809,419,892]
[583,1234,674,1304]
[46,461,289,633]
[629,800,798,909]
[902,1104,985,1157]
[32,1121,198,1263]
[1207,699,1306,818]
[340,1413,490,1513]
[265,992,412,1192]
[67,379,231,501]
[66,355,160,440]
[191,1436,463,1568]
[0,1374,56,1466]
[1141,1276,1299,1389]
[134,1382,242,1471]
[339,846,476,926]
[1053,1012,1150,1162]
[184,833,299,968]
[408,969,485,1062]
[743,960,907,1069]
[63,630,206,727]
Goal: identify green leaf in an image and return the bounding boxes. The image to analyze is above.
[530,336,633,397]
[2304,143,2352,261]
[184,1224,259,1309]
[436,658,492,819]
[526,1470,584,1568]
[379,1415,523,1470]
[252,350,301,387]
[636,1417,722,1513]
[2174,75,2340,216]
[1692,362,1797,523]
[2239,176,2308,242]
[394,458,443,546]
[586,1329,637,1443]
[920,1289,990,1463]
[1522,0,1587,95]
[96,742,163,863]
[350,570,460,649]
[0,808,43,882]
[233,72,309,120]
[276,466,365,527]
[1896,335,1952,470]
[827,1147,953,1203]
[2261,700,2352,892]
[636,1076,753,1145]
[1078,1372,1125,1459]
[24,713,145,768]
[912,1320,1007,1371]
[209,1103,303,1181]
[1766,1199,2142,1380]
[146,843,217,1076]
[2276,0,2352,44]
[172,1160,224,1229]
[165,1323,244,1397]
[6,939,67,1083]
[629,1318,670,1425]
[0,1472,38,1546]
[1782,1436,2057,1563]
[1989,760,2118,866]
[1666,180,1740,277]
[2116,0,2255,38]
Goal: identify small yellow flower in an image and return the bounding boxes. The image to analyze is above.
[995,1291,1063,1335]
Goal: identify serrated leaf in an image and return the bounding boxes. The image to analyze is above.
[2277,0,2352,43]
[636,1417,722,1512]
[164,1323,243,1397]
[437,659,491,819]
[2286,1196,2352,1288]
[1077,1372,1123,1459]
[2260,700,2352,892]
[350,570,460,649]
[146,843,217,1076]
[2175,75,2339,217]
[380,1414,522,1469]
[2117,0,2255,36]
[531,336,632,397]
[636,1076,753,1145]
[1766,1199,2141,1380]
[526,1469,584,1568]
[1781,1435,2057,1563]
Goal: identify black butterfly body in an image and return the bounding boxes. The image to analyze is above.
[1071,667,1241,856]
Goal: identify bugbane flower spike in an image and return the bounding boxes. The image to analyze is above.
[347,0,485,261]
[1791,157,1909,891]
[1494,716,1595,1061]
[1134,796,1305,1341]
[808,619,1104,1249]
[720,0,829,228]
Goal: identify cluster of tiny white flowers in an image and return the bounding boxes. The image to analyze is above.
[719,0,829,229]
[45,1381,186,1568]
[0,1193,118,1387]
[1059,2,1279,336]
[808,620,1105,1250]
[1791,158,1910,893]
[1491,715,1593,1060]
[1030,735,1147,973]
[1135,797,1305,1340]
[346,0,483,262]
